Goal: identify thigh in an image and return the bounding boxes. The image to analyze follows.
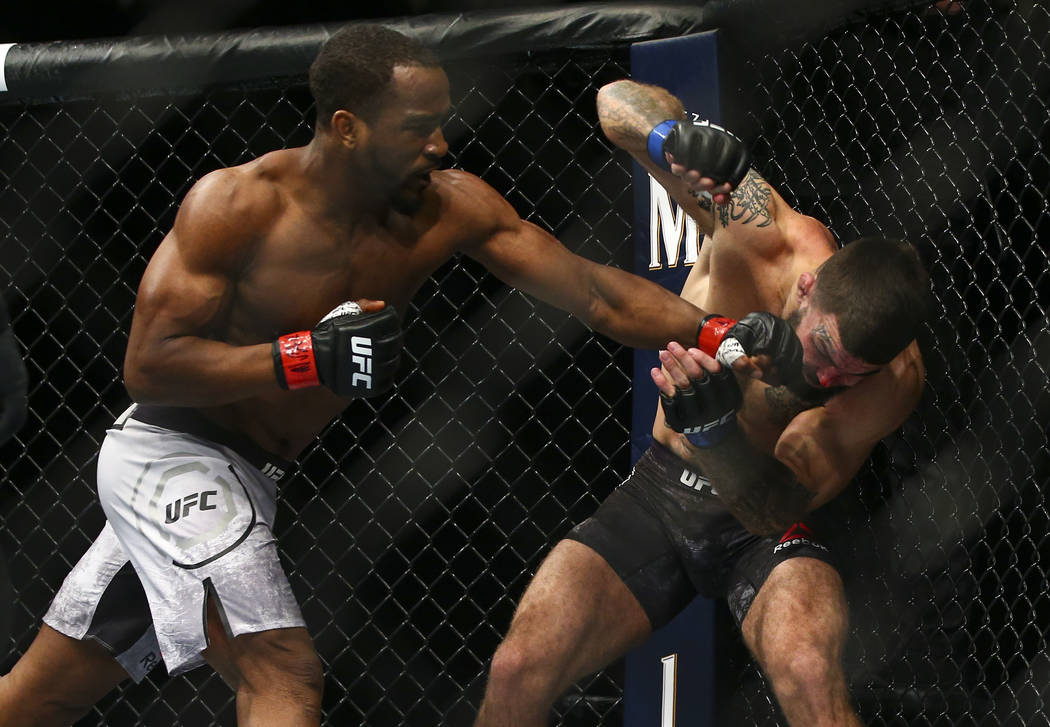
[42,523,161,683]
[97,424,305,677]
[504,539,652,680]
[740,557,849,665]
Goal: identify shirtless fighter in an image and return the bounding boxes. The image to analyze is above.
[475,80,929,726]
[0,27,805,727]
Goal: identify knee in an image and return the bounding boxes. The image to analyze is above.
[761,642,841,701]
[487,637,551,693]
[235,630,324,704]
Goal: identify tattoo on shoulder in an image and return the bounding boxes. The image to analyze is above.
[717,170,773,229]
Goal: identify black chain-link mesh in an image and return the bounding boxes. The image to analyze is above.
[1,3,1049,726]
[0,48,635,726]
[720,2,1050,726]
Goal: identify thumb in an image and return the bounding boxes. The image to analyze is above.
[356,299,387,312]
[732,356,762,379]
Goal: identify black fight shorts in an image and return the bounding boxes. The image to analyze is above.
[566,442,837,629]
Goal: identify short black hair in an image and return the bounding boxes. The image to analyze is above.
[812,237,929,364]
[309,24,440,125]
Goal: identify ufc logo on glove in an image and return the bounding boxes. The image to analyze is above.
[350,336,373,389]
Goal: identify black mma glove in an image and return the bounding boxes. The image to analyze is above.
[0,296,28,444]
[697,311,804,387]
[272,302,402,397]
[661,367,741,448]
[647,118,751,187]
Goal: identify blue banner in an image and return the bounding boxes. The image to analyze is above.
[625,30,720,727]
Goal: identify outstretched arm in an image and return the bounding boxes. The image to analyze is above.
[450,170,707,349]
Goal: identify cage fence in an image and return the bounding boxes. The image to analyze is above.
[0,2,1047,726]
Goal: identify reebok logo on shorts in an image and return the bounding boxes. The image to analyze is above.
[773,522,828,554]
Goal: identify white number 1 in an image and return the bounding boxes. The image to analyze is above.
[661,653,678,726]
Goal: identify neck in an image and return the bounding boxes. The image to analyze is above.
[300,136,389,220]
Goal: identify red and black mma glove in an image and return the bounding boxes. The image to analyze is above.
[647,118,751,187]
[661,367,742,448]
[272,302,403,397]
[696,312,804,388]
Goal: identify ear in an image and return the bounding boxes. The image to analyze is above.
[797,271,816,303]
[330,110,364,150]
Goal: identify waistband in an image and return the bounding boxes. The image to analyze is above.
[639,440,714,493]
[124,404,294,481]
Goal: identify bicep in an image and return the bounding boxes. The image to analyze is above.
[127,180,256,358]
[131,233,235,342]
[467,218,595,317]
[774,380,918,507]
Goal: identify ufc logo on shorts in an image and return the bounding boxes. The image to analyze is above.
[165,490,218,524]
[351,336,373,389]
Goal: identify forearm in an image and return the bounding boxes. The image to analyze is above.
[596,80,685,154]
[736,379,817,453]
[666,428,815,534]
[585,264,705,349]
[125,337,278,406]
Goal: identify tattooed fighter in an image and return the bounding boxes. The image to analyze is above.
[476,80,928,727]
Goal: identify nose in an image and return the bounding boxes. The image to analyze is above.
[426,126,448,160]
[816,367,840,388]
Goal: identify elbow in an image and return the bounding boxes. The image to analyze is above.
[595,82,624,142]
[123,355,164,405]
[595,80,643,147]
[774,431,842,508]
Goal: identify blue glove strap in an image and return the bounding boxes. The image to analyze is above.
[647,120,677,171]
[684,418,737,448]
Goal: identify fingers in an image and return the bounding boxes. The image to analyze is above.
[731,355,763,379]
[356,299,386,312]
[666,156,734,203]
[650,367,674,397]
[653,342,721,394]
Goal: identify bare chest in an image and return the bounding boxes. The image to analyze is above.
[227,211,457,342]
[681,239,791,319]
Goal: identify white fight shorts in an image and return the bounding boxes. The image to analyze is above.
[44,404,304,679]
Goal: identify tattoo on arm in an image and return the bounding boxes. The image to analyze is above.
[716,170,774,229]
[764,385,813,428]
[673,429,815,534]
[598,81,685,149]
[690,190,714,213]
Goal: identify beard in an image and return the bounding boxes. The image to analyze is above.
[783,307,846,403]
[389,187,425,216]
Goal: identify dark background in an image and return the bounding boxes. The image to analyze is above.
[0,0,580,42]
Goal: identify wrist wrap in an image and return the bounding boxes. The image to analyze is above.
[697,314,737,357]
[647,120,677,171]
[273,332,320,390]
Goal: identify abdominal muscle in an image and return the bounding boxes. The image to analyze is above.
[199,387,351,460]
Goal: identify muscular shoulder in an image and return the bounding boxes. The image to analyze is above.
[429,169,519,247]
[172,155,287,272]
[712,173,834,262]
